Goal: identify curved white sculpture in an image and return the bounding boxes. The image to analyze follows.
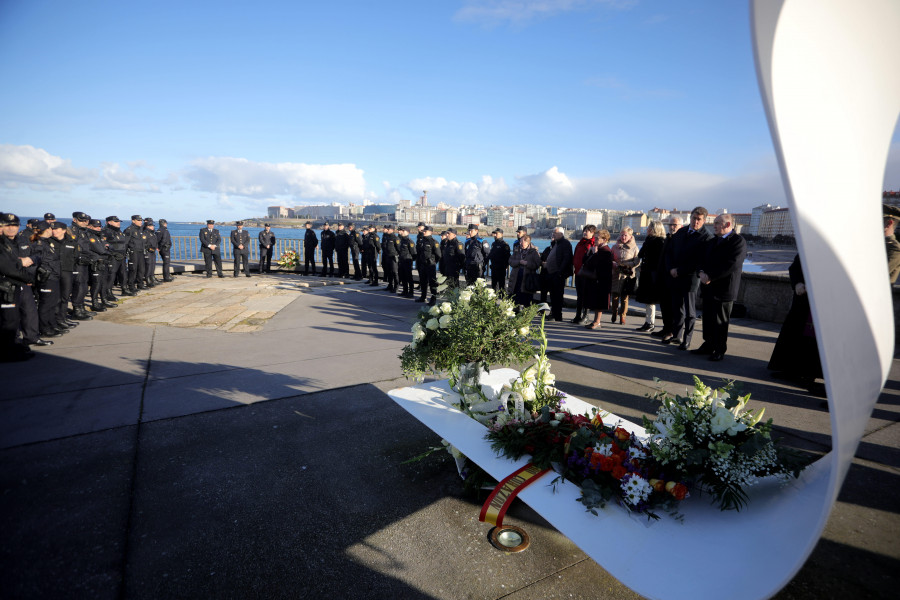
[390,2,900,598]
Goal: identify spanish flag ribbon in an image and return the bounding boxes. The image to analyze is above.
[479,463,550,528]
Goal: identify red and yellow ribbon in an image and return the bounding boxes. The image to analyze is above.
[479,463,550,527]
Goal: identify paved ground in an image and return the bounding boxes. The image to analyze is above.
[1,272,897,599]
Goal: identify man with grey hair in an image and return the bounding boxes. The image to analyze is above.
[544,226,573,321]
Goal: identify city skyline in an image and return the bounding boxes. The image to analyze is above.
[2,0,899,221]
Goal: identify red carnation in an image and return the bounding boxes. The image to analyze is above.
[611,465,627,480]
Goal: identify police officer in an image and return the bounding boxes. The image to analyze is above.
[44,212,57,224]
[488,228,511,291]
[441,228,464,289]
[362,225,381,286]
[416,226,441,305]
[347,222,362,280]
[143,218,158,287]
[397,226,416,297]
[258,223,276,274]
[157,219,173,281]
[513,225,528,252]
[102,216,127,298]
[31,221,65,338]
[199,220,225,278]
[464,224,490,285]
[51,222,81,325]
[381,224,399,292]
[334,222,350,278]
[303,221,318,276]
[48,222,77,331]
[124,214,148,293]
[415,222,426,291]
[71,212,96,317]
[320,222,336,277]
[231,221,251,277]
[86,219,113,311]
[359,225,369,280]
[13,217,43,344]
[0,213,36,360]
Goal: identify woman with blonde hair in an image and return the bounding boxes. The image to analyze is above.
[634,220,666,332]
[610,227,640,324]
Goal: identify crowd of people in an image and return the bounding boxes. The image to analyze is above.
[0,211,176,362]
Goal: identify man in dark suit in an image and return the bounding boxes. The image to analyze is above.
[545,227,573,321]
[303,222,318,275]
[694,214,747,361]
[231,221,251,277]
[199,220,224,278]
[663,206,712,350]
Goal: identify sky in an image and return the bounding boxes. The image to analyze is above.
[1,0,898,221]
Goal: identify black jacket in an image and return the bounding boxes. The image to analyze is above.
[665,226,713,293]
[488,239,511,269]
[700,233,747,302]
[199,228,222,254]
[231,229,250,254]
[304,229,319,250]
[334,230,350,253]
[320,229,336,254]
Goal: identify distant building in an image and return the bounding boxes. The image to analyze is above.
[731,213,751,235]
[363,204,398,216]
[397,198,412,209]
[293,204,349,220]
[460,214,482,226]
[267,205,294,219]
[758,207,794,239]
[749,203,778,236]
[622,212,648,233]
[513,210,528,228]
[560,209,603,231]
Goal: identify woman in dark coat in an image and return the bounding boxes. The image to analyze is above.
[634,220,666,332]
[768,254,823,385]
[583,229,614,330]
[507,235,541,306]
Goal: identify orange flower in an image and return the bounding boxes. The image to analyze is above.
[590,452,604,466]
[671,483,688,501]
[611,465,627,480]
[650,479,666,493]
[591,415,604,427]
[598,456,614,471]
[613,427,630,442]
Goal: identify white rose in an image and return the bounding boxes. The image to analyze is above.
[413,329,426,341]
[485,288,496,298]
[412,322,424,334]
[710,407,737,435]
[521,386,536,402]
[439,314,452,328]
[429,305,441,317]
[440,302,453,314]
[543,373,556,385]
[426,318,439,330]
[459,291,472,302]
[518,326,529,336]
[521,367,537,385]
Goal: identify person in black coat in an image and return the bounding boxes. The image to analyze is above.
[320,223,336,277]
[157,219,173,281]
[488,228,511,291]
[767,254,823,386]
[303,222,318,275]
[634,221,666,332]
[584,230,614,329]
[664,207,713,349]
[231,221,251,277]
[545,227,573,321]
[258,223,276,274]
[0,213,36,360]
[651,217,684,338]
[380,224,399,291]
[199,220,224,278]
[334,223,350,278]
[694,214,747,360]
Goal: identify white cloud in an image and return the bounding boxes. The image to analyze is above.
[94,162,161,193]
[0,144,96,189]
[516,166,574,201]
[184,157,367,201]
[455,0,633,24]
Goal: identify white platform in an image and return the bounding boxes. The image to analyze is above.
[389,368,830,600]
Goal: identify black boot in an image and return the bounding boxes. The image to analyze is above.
[91,302,107,312]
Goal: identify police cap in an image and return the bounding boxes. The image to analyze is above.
[493,228,504,235]
[417,222,426,228]
[423,225,433,232]
[347,222,354,227]
[26,218,39,227]
[35,220,52,233]
[89,219,102,227]
[73,211,89,221]
[50,222,67,231]
[0,213,20,225]
[159,219,167,225]
[235,221,243,226]
[467,224,479,231]
[206,219,215,224]
[131,214,142,221]
[106,215,121,223]
[398,226,408,232]
[516,225,528,233]
[44,212,56,220]
[884,204,900,219]
[447,227,456,234]
[263,223,270,227]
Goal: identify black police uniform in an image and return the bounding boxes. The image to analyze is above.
[381,230,399,291]
[320,228,336,276]
[415,229,425,290]
[441,236,464,288]
[303,228,318,275]
[362,230,381,285]
[32,234,62,336]
[231,228,251,276]
[199,226,224,277]
[143,225,158,286]
[71,222,95,311]
[12,230,41,343]
[334,228,350,278]
[124,221,148,291]
[86,228,111,310]
[102,222,127,297]
[54,228,79,318]
[157,223,173,281]
[464,234,490,285]
[397,234,416,296]
[488,237,512,291]
[0,230,34,360]
[416,234,441,304]
[348,226,362,279]
[258,229,276,273]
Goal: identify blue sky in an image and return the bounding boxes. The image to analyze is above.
[1,0,898,221]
